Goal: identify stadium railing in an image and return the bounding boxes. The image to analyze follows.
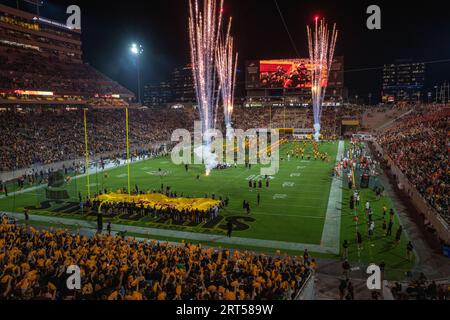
[294,271,315,300]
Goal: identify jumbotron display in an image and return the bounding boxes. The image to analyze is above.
[260,59,316,89]
[246,57,344,90]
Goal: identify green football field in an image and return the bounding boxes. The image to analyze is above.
[0,141,414,279]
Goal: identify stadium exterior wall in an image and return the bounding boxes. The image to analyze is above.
[372,141,450,244]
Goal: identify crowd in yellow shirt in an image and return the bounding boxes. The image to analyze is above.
[0,217,315,300]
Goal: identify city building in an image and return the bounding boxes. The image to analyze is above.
[143,84,161,106]
[171,64,195,103]
[143,82,173,107]
[143,64,195,107]
[382,60,425,104]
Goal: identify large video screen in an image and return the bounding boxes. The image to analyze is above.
[259,59,311,89]
[245,57,344,90]
[260,59,322,89]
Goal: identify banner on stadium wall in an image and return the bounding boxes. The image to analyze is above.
[15,90,54,96]
[94,94,121,99]
[342,119,360,126]
[293,134,313,140]
[294,128,314,134]
[352,134,374,141]
[0,89,54,96]
[278,128,294,135]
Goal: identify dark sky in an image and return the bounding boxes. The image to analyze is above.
[4,0,450,102]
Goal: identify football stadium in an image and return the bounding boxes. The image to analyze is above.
[0,0,449,307]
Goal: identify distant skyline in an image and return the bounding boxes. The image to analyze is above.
[4,0,450,103]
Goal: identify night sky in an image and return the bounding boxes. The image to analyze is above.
[4,0,450,103]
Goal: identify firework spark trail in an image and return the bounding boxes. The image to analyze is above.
[216,17,238,141]
[307,18,338,141]
[188,0,224,173]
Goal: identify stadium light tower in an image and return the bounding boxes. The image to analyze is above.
[130,43,144,104]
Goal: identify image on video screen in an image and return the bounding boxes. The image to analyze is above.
[259,59,328,89]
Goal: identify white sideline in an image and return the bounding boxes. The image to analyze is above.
[320,141,344,253]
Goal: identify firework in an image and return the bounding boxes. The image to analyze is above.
[216,17,238,142]
[188,0,224,173]
[307,18,338,141]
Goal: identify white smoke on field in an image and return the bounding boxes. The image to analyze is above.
[226,124,234,143]
[194,142,218,176]
[314,123,321,142]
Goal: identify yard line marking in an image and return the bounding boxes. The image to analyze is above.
[253,212,326,219]
[0,157,154,200]
[262,202,327,209]
[0,184,47,199]
[282,182,295,188]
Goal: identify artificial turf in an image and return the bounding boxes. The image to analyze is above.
[0,140,414,279]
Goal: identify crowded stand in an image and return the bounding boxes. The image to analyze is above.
[389,276,449,300]
[0,108,197,171]
[0,106,361,172]
[0,46,133,96]
[1,0,449,305]
[377,106,450,224]
[0,216,314,300]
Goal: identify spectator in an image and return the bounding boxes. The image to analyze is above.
[0,217,313,300]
